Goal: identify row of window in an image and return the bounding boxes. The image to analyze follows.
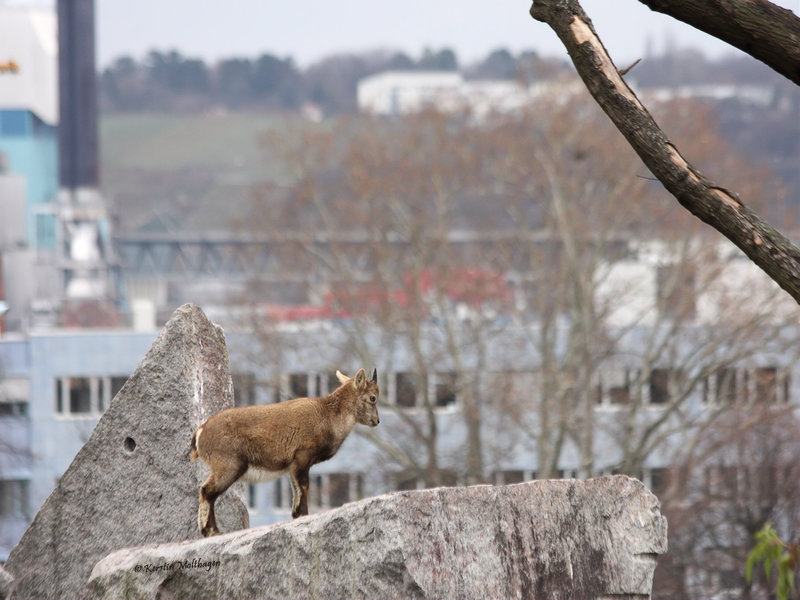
[593,366,789,407]
[54,376,128,417]
[42,365,790,418]
[259,467,671,514]
[268,472,364,512]
[234,365,791,411]
[234,371,459,410]
[0,402,27,417]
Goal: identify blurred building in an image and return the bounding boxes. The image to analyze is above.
[357,71,536,118]
[0,5,58,250]
[0,0,122,560]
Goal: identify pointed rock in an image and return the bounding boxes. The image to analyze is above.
[5,304,249,600]
[88,476,667,600]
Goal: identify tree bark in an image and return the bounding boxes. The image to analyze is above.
[530,0,800,305]
[637,0,800,86]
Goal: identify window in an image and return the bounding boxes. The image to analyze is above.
[273,478,288,510]
[0,479,29,518]
[0,378,30,414]
[395,472,421,491]
[0,402,27,418]
[649,369,669,405]
[327,372,341,395]
[395,372,418,408]
[310,474,323,508]
[718,368,739,404]
[110,376,127,399]
[233,373,256,406]
[648,369,684,405]
[288,373,308,398]
[55,376,126,417]
[272,473,364,512]
[703,368,741,405]
[703,366,789,405]
[646,467,671,497]
[596,368,638,407]
[754,367,777,404]
[68,378,91,414]
[434,372,458,408]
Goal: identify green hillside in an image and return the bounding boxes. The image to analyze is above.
[99,112,299,232]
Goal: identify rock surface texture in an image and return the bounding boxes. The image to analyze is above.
[0,566,12,600]
[88,475,667,600]
[5,304,249,600]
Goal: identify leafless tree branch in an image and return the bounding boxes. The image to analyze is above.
[530,0,800,304]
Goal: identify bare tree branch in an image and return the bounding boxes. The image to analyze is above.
[530,0,800,304]
[637,0,800,86]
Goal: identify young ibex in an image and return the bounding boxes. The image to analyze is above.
[190,368,379,536]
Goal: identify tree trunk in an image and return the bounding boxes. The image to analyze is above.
[530,0,800,305]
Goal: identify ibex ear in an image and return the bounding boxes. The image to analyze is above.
[371,368,378,383]
[335,370,350,384]
[354,368,367,390]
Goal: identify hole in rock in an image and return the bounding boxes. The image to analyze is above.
[123,436,137,452]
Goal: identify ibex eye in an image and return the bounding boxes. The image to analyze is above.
[369,395,377,403]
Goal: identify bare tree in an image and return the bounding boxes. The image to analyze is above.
[473,94,798,483]
[530,0,800,303]
[654,406,800,600]
[238,88,797,499]
[243,110,516,487]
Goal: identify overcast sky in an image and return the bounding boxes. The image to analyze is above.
[92,0,799,68]
[13,0,799,68]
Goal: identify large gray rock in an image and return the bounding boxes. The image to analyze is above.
[5,304,248,600]
[88,475,666,600]
[0,565,12,600]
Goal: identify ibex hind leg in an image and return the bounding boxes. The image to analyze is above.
[198,464,246,537]
[197,489,216,536]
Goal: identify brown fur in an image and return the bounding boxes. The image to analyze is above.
[191,368,379,536]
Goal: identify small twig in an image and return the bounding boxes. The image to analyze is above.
[618,58,642,76]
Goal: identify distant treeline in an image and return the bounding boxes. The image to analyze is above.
[99,47,534,114]
[99,46,786,115]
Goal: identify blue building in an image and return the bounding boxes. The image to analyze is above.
[0,6,59,250]
[0,110,58,249]
[0,329,157,560]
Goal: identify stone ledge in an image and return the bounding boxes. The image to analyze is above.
[88,475,667,600]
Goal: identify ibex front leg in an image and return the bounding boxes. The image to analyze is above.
[289,465,310,518]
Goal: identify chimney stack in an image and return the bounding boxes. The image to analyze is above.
[57,0,98,191]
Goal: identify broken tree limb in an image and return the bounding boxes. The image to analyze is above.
[637,0,800,86]
[530,0,800,305]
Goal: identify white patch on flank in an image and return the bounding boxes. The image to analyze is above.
[242,466,287,483]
